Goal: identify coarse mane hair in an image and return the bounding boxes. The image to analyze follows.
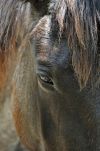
[0,0,100,90]
[0,0,32,89]
[50,0,100,89]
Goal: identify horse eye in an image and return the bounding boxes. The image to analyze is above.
[39,74,53,85]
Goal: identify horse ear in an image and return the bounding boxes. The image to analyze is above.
[25,0,50,16]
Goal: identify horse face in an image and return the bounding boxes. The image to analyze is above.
[1,0,99,151]
[33,16,97,151]
[11,16,97,151]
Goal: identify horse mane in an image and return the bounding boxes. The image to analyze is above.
[0,0,31,89]
[50,0,100,89]
[0,0,99,89]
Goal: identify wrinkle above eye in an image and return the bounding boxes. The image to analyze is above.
[37,59,52,68]
[36,59,53,79]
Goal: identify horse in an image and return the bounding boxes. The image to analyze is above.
[0,0,100,151]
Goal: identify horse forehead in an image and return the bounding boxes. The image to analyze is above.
[34,15,69,63]
[37,39,69,67]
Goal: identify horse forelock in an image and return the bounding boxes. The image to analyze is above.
[50,0,100,89]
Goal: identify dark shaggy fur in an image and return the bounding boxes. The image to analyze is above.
[0,0,99,89]
[50,0,100,88]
